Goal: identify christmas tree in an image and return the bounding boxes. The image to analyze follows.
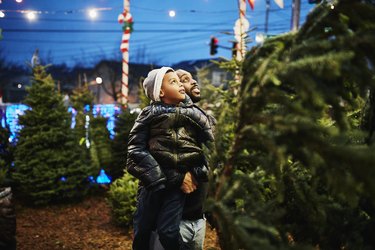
[208,0,375,249]
[90,116,112,177]
[13,66,93,205]
[69,86,101,180]
[109,108,138,180]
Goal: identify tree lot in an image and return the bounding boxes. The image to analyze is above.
[2,1,375,249]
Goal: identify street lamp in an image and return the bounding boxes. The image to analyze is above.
[95,77,103,84]
[255,32,266,44]
[95,77,102,103]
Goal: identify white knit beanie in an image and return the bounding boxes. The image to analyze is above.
[142,67,173,102]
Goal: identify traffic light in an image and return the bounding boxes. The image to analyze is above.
[210,37,218,56]
[232,41,238,58]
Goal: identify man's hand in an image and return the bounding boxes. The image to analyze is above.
[180,172,198,194]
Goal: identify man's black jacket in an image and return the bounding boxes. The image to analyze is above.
[126,101,214,192]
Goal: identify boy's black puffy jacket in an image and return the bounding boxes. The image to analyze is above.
[126,101,214,191]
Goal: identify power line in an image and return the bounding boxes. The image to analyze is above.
[1,16,236,26]
[2,28,232,33]
[1,38,120,44]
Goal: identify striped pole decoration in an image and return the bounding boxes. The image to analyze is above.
[237,0,248,61]
[118,0,132,106]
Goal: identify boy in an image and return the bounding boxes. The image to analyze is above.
[127,67,214,250]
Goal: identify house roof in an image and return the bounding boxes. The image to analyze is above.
[172,58,222,73]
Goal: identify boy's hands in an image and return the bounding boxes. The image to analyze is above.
[180,172,198,193]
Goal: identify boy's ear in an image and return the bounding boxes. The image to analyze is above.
[159,89,165,99]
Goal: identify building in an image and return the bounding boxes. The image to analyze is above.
[0,67,31,104]
[172,58,231,88]
[88,60,159,105]
[0,58,231,106]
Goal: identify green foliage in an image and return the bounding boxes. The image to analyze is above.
[70,86,95,111]
[208,1,375,249]
[12,65,94,205]
[69,86,100,176]
[198,61,239,170]
[107,172,138,227]
[109,108,138,180]
[90,116,112,174]
[138,80,150,109]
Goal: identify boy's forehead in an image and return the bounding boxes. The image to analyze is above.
[163,71,178,80]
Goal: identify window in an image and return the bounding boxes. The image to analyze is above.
[211,71,227,87]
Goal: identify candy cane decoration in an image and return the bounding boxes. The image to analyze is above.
[118,0,133,106]
[236,0,249,61]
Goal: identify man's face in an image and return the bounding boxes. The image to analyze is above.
[177,70,201,103]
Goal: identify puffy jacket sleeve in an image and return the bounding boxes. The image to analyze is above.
[126,107,166,191]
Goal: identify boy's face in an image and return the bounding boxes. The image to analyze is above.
[177,70,201,103]
[160,71,186,105]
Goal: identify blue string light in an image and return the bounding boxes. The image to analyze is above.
[3,104,121,183]
[4,104,29,143]
[96,169,111,184]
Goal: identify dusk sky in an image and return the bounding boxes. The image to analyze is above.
[0,0,314,67]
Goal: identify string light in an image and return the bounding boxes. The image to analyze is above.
[0,7,112,16]
[26,11,37,21]
[88,9,98,19]
[15,0,23,3]
[168,10,176,17]
[0,11,5,18]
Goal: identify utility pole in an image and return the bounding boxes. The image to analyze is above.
[265,0,270,34]
[118,0,132,106]
[291,0,301,31]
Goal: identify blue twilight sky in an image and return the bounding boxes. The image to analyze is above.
[0,0,315,67]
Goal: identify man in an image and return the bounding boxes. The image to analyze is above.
[152,69,215,250]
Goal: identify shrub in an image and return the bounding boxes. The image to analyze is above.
[107,172,138,227]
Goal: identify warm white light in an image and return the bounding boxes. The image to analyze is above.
[16,0,23,3]
[255,32,266,44]
[0,11,5,18]
[330,4,335,9]
[88,9,98,19]
[26,11,37,21]
[168,10,176,18]
[96,77,103,84]
[17,83,22,89]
